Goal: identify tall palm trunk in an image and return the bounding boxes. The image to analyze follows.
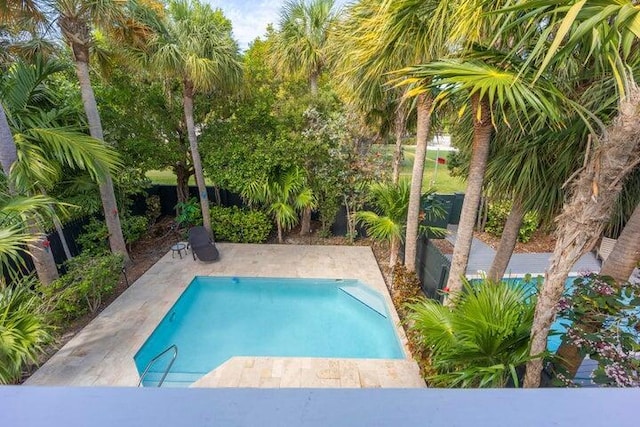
[310,70,319,97]
[183,80,212,235]
[2,103,59,283]
[389,236,399,269]
[0,103,17,177]
[554,202,640,379]
[27,220,59,284]
[445,95,493,299]
[73,57,130,264]
[174,161,191,209]
[524,85,640,388]
[300,69,321,237]
[600,202,640,282]
[487,198,525,282]
[392,105,407,184]
[52,215,72,260]
[404,94,433,272]
[277,221,283,243]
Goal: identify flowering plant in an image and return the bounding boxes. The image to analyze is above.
[555,274,640,387]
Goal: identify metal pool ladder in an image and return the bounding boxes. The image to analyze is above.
[138,344,178,387]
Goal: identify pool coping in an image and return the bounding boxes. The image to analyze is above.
[25,243,425,388]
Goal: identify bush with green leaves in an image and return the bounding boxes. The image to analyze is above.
[175,198,203,229]
[0,281,51,384]
[77,215,149,254]
[484,200,539,243]
[406,280,535,387]
[210,205,272,243]
[42,252,124,323]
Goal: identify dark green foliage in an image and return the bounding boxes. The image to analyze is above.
[0,280,51,384]
[42,252,124,323]
[175,198,203,229]
[145,195,161,225]
[406,279,536,387]
[484,200,539,243]
[77,215,149,254]
[210,205,273,243]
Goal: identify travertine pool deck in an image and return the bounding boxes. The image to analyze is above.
[26,244,425,388]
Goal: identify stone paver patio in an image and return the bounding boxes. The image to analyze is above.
[26,244,425,388]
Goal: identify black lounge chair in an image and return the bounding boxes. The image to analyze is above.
[188,226,219,262]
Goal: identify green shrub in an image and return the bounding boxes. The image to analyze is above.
[406,279,535,387]
[77,215,149,254]
[484,200,539,243]
[42,252,124,323]
[175,198,202,229]
[0,281,51,384]
[210,205,272,243]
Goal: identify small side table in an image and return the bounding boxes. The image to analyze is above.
[171,243,187,259]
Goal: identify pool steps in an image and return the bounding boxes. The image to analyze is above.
[339,286,387,318]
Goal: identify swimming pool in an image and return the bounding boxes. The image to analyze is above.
[134,277,404,387]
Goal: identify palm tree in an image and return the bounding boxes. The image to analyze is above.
[406,279,535,387]
[52,0,144,263]
[273,0,337,236]
[402,58,562,298]
[500,0,640,388]
[1,57,120,284]
[356,180,411,270]
[241,167,315,243]
[144,0,241,236]
[274,0,337,97]
[336,0,465,272]
[331,0,408,185]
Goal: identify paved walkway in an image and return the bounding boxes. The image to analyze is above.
[26,244,424,388]
[445,225,601,279]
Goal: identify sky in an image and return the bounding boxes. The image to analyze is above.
[203,0,349,50]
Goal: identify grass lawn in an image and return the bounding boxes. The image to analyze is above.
[146,145,466,194]
[382,145,466,194]
[145,170,214,186]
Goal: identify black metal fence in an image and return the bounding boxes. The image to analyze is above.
[415,236,451,301]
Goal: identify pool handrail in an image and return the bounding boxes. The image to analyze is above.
[138,344,178,387]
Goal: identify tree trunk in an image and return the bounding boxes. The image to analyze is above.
[2,104,62,281]
[299,207,312,236]
[27,221,58,285]
[183,80,212,236]
[600,202,640,282]
[445,94,493,299]
[277,221,283,243]
[404,94,433,272]
[73,58,130,264]
[0,103,17,181]
[554,202,640,379]
[310,71,319,97]
[174,161,191,211]
[392,105,407,184]
[524,84,640,388]
[52,210,72,261]
[487,198,525,282]
[389,237,399,269]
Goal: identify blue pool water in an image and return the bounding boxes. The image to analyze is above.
[134,277,404,387]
